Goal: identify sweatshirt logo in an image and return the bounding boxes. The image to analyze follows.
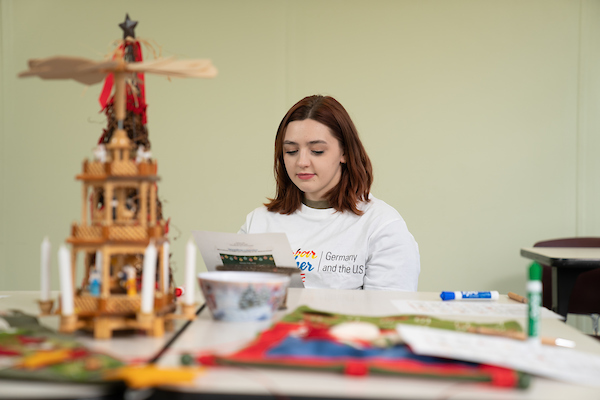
[294,249,363,275]
[295,249,317,272]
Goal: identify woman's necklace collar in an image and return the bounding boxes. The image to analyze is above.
[302,198,331,209]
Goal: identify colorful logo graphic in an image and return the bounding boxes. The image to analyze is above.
[294,249,317,272]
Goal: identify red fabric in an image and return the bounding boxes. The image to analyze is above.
[99,41,148,124]
[99,72,114,110]
[211,321,523,388]
[98,42,123,109]
[344,361,369,376]
[481,365,519,388]
[232,322,298,360]
[69,348,89,359]
[303,325,336,341]
[18,336,45,345]
[197,354,218,366]
[0,346,20,356]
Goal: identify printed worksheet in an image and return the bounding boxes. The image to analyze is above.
[397,325,600,387]
[391,300,562,319]
[192,231,297,271]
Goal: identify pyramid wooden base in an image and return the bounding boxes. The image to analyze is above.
[55,293,180,339]
[59,312,177,339]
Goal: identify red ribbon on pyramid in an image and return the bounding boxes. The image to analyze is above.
[99,41,148,124]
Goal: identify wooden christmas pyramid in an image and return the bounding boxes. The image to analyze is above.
[19,15,217,339]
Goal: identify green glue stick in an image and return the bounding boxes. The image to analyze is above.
[527,262,542,344]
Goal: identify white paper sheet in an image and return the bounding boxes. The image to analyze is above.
[192,231,297,271]
[391,299,562,319]
[397,325,600,387]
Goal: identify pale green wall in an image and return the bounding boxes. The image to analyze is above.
[2,0,600,298]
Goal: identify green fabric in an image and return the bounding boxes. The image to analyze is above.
[281,305,523,332]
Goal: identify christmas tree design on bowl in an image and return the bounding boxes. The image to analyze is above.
[198,271,290,322]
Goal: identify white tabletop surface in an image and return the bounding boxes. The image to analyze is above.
[2,289,600,399]
[158,288,600,400]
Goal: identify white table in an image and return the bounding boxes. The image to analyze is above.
[2,289,600,400]
[156,289,600,400]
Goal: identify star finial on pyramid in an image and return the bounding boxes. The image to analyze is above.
[119,14,138,40]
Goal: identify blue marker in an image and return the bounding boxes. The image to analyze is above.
[440,291,499,301]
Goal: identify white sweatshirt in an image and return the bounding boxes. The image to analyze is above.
[239,195,420,291]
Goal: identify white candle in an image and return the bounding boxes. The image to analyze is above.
[58,245,74,316]
[162,242,170,293]
[40,237,51,301]
[184,238,196,305]
[141,241,157,314]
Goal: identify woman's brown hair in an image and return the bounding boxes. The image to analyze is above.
[265,95,373,215]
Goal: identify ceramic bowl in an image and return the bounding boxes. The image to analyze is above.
[197,271,291,322]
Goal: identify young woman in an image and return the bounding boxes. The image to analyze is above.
[240,95,420,290]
